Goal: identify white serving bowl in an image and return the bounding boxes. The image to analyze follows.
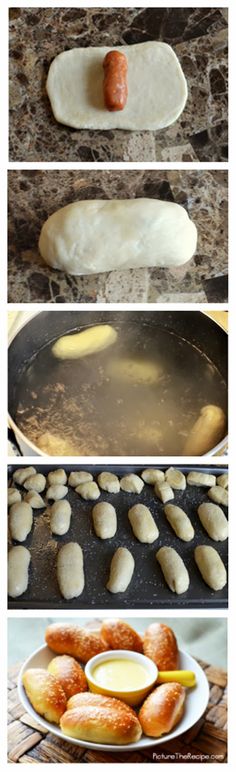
[18,643,209,752]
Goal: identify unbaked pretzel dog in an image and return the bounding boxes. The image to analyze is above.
[45,623,109,664]
[103,50,128,111]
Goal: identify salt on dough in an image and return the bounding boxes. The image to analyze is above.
[8,488,21,506]
[57,542,85,599]
[39,199,197,276]
[207,486,228,507]
[46,42,187,131]
[9,501,33,542]
[50,500,72,535]
[165,467,186,491]
[47,469,67,485]
[68,471,93,487]
[164,504,194,542]
[106,547,135,593]
[8,546,31,598]
[52,325,117,358]
[194,545,227,591]
[128,504,159,544]
[97,472,120,494]
[141,468,165,485]
[92,502,117,539]
[187,471,216,487]
[120,474,144,494]
[156,546,189,594]
[197,502,228,541]
[154,481,174,504]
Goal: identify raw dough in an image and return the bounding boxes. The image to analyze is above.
[50,500,72,535]
[207,486,228,507]
[24,474,46,493]
[107,358,163,385]
[156,547,190,594]
[8,488,21,506]
[57,542,85,599]
[68,471,93,487]
[165,467,186,490]
[164,504,194,542]
[128,504,159,543]
[216,473,228,489]
[106,547,134,593]
[120,474,144,494]
[52,325,117,358]
[46,484,68,501]
[8,546,31,597]
[194,545,227,591]
[39,199,197,276]
[97,472,120,494]
[13,467,36,485]
[141,469,165,485]
[183,405,226,455]
[75,482,100,500]
[9,501,33,542]
[92,502,117,539]
[197,502,228,541]
[155,481,174,504]
[187,471,216,487]
[46,42,187,130]
[48,469,67,485]
[24,491,45,509]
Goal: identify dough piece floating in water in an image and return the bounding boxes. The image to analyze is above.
[52,325,117,359]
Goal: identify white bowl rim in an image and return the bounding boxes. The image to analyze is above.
[85,649,158,693]
[18,643,210,752]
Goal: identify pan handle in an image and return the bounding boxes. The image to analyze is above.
[8,427,23,456]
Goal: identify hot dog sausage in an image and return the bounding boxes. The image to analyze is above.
[103,51,128,111]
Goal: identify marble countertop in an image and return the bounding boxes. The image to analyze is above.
[8,169,228,303]
[9,7,228,162]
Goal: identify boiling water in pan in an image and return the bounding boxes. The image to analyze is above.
[15,324,227,455]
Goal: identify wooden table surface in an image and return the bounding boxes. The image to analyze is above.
[8,658,227,764]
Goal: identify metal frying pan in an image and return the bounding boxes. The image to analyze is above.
[8,311,228,457]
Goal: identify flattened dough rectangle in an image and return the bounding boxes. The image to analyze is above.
[47,41,188,131]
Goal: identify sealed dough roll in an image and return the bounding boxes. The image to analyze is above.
[50,500,72,535]
[207,486,228,507]
[48,655,88,698]
[197,502,228,541]
[106,547,134,593]
[60,696,142,744]
[22,668,67,724]
[120,474,144,494]
[76,481,100,500]
[216,473,228,489]
[52,325,117,359]
[69,471,93,487]
[187,471,216,487]
[141,468,165,485]
[24,473,46,493]
[156,547,190,594]
[164,504,194,542]
[165,467,186,490]
[8,546,31,598]
[47,469,67,485]
[46,41,187,131]
[57,542,84,599]
[46,484,68,501]
[24,491,45,509]
[155,481,174,504]
[13,467,36,485]
[92,502,117,539]
[9,501,33,542]
[39,198,197,276]
[128,504,159,543]
[97,471,120,493]
[139,682,185,738]
[8,487,21,506]
[194,545,227,591]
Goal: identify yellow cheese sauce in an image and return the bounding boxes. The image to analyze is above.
[92,659,150,691]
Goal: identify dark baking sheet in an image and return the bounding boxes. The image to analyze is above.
[8,464,228,610]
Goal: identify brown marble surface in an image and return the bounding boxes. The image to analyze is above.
[9,7,228,162]
[8,170,228,303]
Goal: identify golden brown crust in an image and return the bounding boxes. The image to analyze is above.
[22,668,67,724]
[143,623,179,671]
[60,695,142,744]
[47,655,88,698]
[100,619,143,653]
[139,683,185,738]
[45,623,109,664]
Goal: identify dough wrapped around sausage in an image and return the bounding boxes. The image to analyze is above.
[187,471,216,487]
[106,547,135,593]
[141,468,165,485]
[24,491,45,509]
[48,655,88,698]
[24,473,46,493]
[13,467,36,485]
[165,468,186,490]
[9,501,33,542]
[68,471,93,487]
[156,547,190,594]
[8,487,21,506]
[45,623,109,663]
[194,545,227,591]
[22,668,67,724]
[207,486,228,507]
[50,500,72,535]
[60,694,142,744]
[39,198,196,276]
[107,358,163,385]
[155,481,174,504]
[75,481,100,500]
[120,474,144,494]
[47,469,67,485]
[216,473,228,489]
[164,504,194,542]
[8,546,31,598]
[197,502,228,541]
[52,325,117,359]
[143,623,179,671]
[97,471,120,493]
[183,405,226,455]
[92,502,117,539]
[128,504,159,543]
[57,542,85,599]
[100,619,143,653]
[139,683,185,738]
[46,484,68,501]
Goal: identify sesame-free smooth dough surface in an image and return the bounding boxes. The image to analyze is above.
[46,42,187,131]
[39,199,197,276]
